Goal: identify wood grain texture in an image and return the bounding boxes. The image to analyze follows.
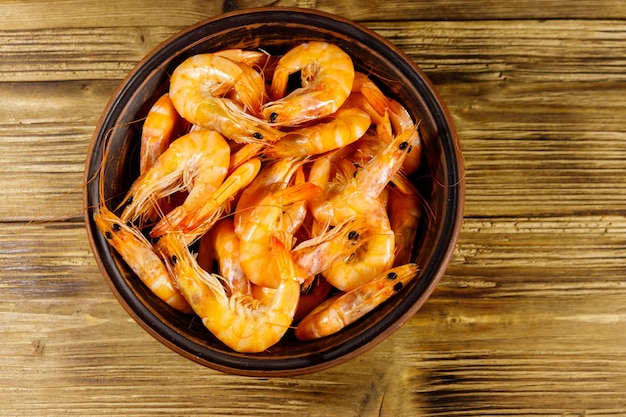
[3,0,626,30]
[2,20,625,219]
[3,219,626,415]
[1,0,626,415]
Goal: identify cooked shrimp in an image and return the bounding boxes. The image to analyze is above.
[344,93,421,175]
[160,233,302,353]
[388,99,415,136]
[294,276,333,322]
[323,202,396,291]
[341,109,394,167]
[247,244,337,320]
[388,173,422,266]
[281,164,310,235]
[169,53,283,143]
[349,71,389,122]
[174,53,265,115]
[214,48,270,70]
[233,157,302,236]
[310,125,417,226]
[294,263,419,340]
[138,93,190,221]
[238,182,321,288]
[304,148,332,189]
[265,107,371,158]
[262,41,355,126]
[388,99,422,175]
[342,93,385,126]
[93,206,192,313]
[149,157,261,238]
[229,142,267,174]
[140,93,188,175]
[291,217,369,279]
[197,218,251,296]
[119,130,230,228]
[214,48,280,86]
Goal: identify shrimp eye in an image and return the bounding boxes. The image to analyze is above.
[348,230,359,240]
[105,231,112,239]
[387,271,398,280]
[407,145,413,153]
[253,132,264,140]
[269,112,278,123]
[399,141,409,150]
[393,282,403,292]
[171,255,178,265]
[112,223,122,232]
[125,196,133,206]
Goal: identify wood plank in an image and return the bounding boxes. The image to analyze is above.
[4,20,626,83]
[2,219,626,415]
[319,0,626,21]
[443,216,626,297]
[0,0,313,30]
[0,80,120,221]
[3,75,625,221]
[0,0,222,30]
[374,20,626,83]
[3,0,626,415]
[5,213,624,310]
[0,27,179,82]
[3,0,626,31]
[3,21,626,219]
[372,20,626,218]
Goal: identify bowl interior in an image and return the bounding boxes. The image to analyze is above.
[84,7,464,376]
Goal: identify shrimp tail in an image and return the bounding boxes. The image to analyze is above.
[273,182,322,207]
[360,85,390,117]
[271,235,306,288]
[179,158,262,234]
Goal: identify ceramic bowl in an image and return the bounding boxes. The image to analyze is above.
[84,7,464,376]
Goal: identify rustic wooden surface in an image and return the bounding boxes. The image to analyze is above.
[1,0,626,415]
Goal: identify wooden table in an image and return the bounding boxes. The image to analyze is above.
[2,1,625,415]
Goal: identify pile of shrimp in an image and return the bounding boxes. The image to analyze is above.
[94,41,424,353]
